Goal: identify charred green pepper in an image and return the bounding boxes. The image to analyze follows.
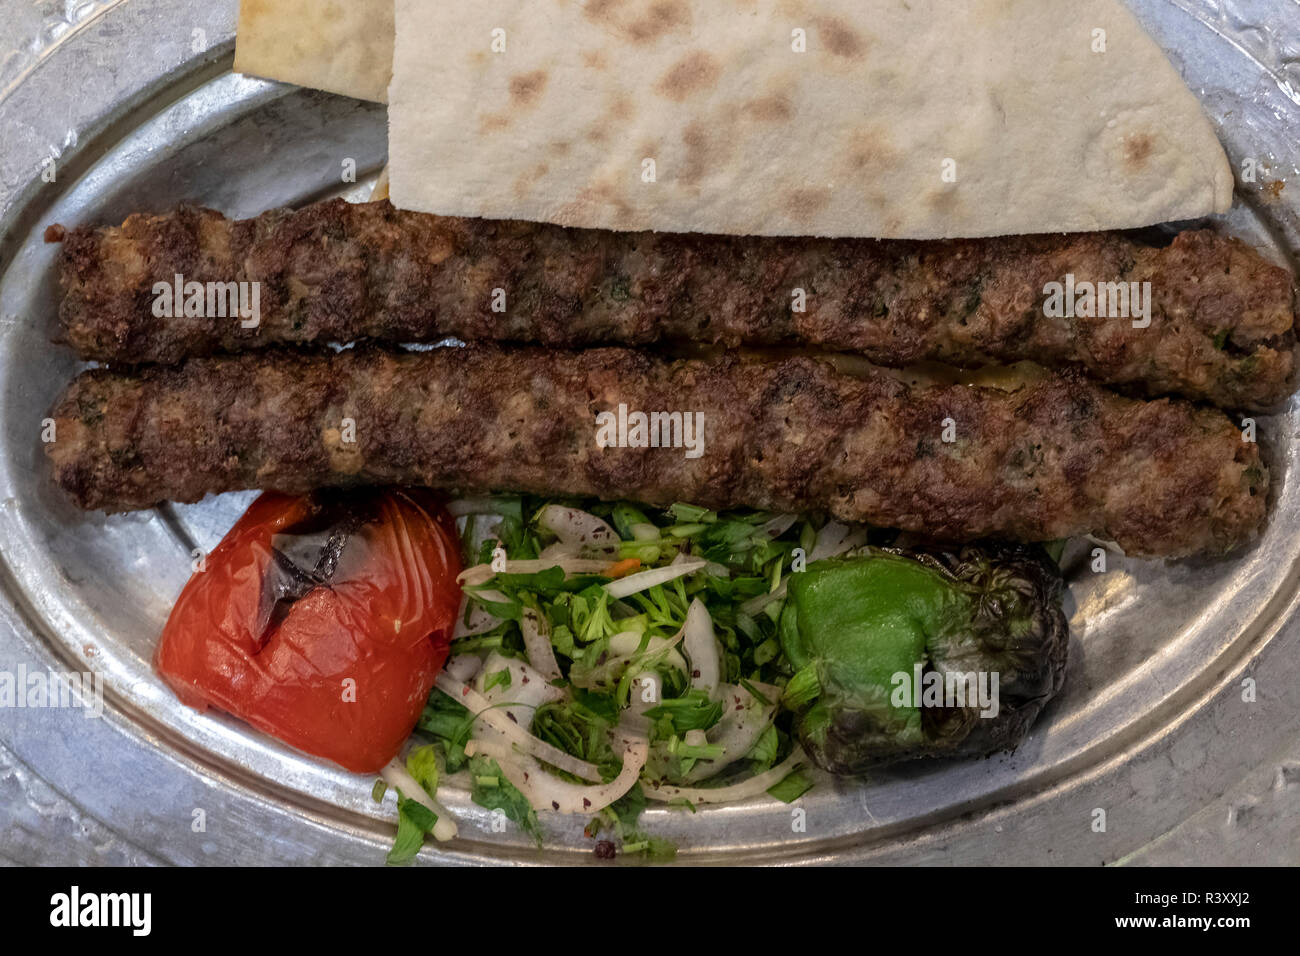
[779,542,1068,775]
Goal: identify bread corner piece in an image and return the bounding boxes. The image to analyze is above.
[234,0,392,104]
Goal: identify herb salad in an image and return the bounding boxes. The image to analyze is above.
[378,497,871,862]
[376,496,1069,864]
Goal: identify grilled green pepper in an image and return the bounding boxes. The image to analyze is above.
[779,542,1068,774]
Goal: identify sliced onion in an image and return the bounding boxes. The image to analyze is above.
[536,504,620,557]
[453,591,507,638]
[810,521,868,562]
[838,528,869,555]
[435,673,601,782]
[538,540,578,561]
[643,748,807,805]
[626,670,661,734]
[630,522,661,542]
[574,634,686,697]
[604,559,706,599]
[444,653,483,683]
[465,733,649,814]
[381,758,458,842]
[739,579,787,618]
[459,558,613,587]
[757,513,799,540]
[809,521,849,561]
[683,682,779,783]
[608,630,688,674]
[683,729,708,748]
[616,709,652,740]
[520,607,562,681]
[573,628,687,694]
[681,598,721,698]
[474,651,564,727]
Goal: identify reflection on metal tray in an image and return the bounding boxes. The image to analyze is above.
[1,0,1298,865]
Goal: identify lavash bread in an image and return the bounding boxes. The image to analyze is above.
[387,0,1234,238]
[234,0,393,104]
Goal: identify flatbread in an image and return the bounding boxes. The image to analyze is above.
[234,0,392,104]
[388,0,1234,238]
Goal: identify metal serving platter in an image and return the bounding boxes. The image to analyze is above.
[1,0,1298,866]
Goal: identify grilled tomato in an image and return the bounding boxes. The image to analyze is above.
[155,488,462,773]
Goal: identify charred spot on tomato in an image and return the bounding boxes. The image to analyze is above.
[255,547,323,643]
[255,491,408,642]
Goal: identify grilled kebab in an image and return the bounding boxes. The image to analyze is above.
[46,345,1266,557]
[53,199,1295,409]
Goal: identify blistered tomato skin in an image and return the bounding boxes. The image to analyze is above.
[155,489,462,774]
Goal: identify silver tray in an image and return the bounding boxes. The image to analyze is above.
[1,0,1298,866]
